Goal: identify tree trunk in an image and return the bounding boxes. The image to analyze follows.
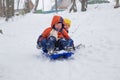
[42,0,44,11]
[34,0,39,12]
[24,0,30,13]
[114,0,119,8]
[81,0,87,11]
[55,0,58,13]
[2,0,6,17]
[11,0,14,16]
[0,0,2,17]
[5,0,9,21]
[5,1,8,21]
[69,0,77,13]
[17,0,20,12]
[5,0,14,21]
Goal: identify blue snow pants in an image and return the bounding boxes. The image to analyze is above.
[37,36,74,53]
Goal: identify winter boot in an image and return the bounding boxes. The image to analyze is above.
[65,39,74,51]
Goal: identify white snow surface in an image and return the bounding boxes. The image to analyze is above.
[0,3,120,80]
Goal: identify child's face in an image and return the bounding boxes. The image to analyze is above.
[64,24,70,30]
[55,23,62,31]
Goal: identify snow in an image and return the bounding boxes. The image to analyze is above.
[0,3,120,80]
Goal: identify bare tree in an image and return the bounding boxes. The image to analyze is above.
[5,0,10,21]
[24,0,30,13]
[24,0,34,13]
[55,0,58,13]
[17,0,20,12]
[2,0,6,17]
[69,0,77,13]
[114,0,119,8]
[0,0,2,17]
[33,0,39,12]
[5,0,14,21]
[11,0,14,16]
[80,0,87,11]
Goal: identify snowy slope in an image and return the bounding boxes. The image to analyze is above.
[0,3,120,80]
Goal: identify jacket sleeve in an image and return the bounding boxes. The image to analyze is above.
[41,27,52,38]
[38,27,52,42]
[62,29,70,39]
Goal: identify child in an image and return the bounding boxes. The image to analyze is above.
[64,18,71,33]
[37,15,74,54]
[64,18,75,50]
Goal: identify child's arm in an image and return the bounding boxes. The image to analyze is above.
[62,29,70,39]
[38,27,52,41]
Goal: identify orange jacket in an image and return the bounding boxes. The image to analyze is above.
[39,16,70,41]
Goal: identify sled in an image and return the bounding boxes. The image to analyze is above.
[39,43,85,60]
[43,50,74,60]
